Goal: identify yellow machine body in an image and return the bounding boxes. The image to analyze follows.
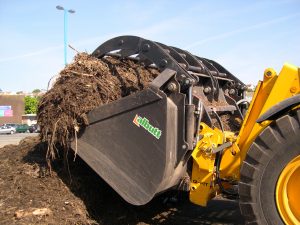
[190,63,300,206]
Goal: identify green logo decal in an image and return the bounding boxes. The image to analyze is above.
[133,114,162,139]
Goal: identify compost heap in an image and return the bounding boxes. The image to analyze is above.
[38,53,159,162]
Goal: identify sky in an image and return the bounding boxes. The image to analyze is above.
[0,0,299,92]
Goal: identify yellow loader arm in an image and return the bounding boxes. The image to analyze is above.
[190,63,300,207]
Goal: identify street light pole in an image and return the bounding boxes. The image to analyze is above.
[63,9,67,66]
[56,5,75,66]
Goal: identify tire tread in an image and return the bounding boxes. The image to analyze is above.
[239,110,300,225]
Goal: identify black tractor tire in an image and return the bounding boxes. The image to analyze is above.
[239,110,300,225]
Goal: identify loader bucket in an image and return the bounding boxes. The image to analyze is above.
[73,88,184,205]
[72,36,245,205]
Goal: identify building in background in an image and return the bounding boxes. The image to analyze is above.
[21,114,37,126]
[0,95,25,125]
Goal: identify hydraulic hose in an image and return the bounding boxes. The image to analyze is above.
[212,111,238,197]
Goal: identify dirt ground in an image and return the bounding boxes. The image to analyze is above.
[0,137,244,225]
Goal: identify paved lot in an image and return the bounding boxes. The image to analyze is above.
[0,133,38,148]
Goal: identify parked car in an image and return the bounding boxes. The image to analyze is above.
[16,124,30,133]
[0,126,16,134]
[29,124,40,133]
[3,123,19,129]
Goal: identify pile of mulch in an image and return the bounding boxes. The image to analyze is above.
[37,53,159,162]
[0,137,93,225]
[0,137,244,225]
